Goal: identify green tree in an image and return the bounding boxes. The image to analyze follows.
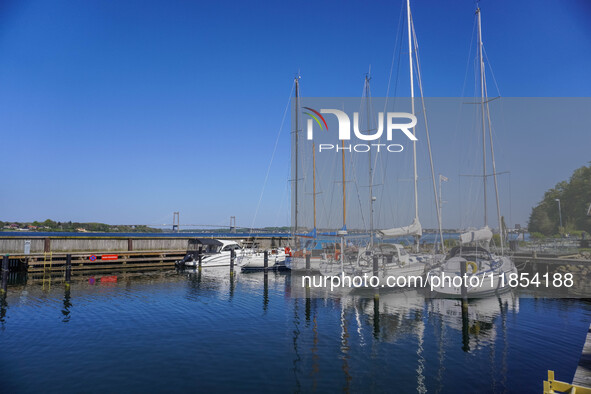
[528,163,591,235]
[43,219,57,228]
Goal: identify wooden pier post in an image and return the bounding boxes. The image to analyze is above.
[65,254,72,290]
[460,260,468,299]
[264,250,268,271]
[373,255,379,277]
[305,253,311,271]
[230,249,235,275]
[373,256,380,305]
[198,245,203,269]
[229,264,235,300]
[44,238,51,253]
[127,239,133,251]
[1,255,8,295]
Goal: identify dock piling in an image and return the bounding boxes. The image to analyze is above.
[305,253,311,271]
[230,249,235,275]
[1,255,8,295]
[460,260,468,299]
[373,255,380,306]
[373,255,379,277]
[198,245,203,269]
[264,250,268,271]
[65,254,72,289]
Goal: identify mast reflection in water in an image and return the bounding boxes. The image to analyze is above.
[0,269,589,393]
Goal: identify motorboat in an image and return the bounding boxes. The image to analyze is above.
[180,238,243,268]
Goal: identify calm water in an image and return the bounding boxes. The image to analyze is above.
[0,268,589,393]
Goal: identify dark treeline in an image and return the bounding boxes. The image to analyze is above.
[528,163,591,236]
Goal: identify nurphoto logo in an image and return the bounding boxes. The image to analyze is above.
[304,107,418,153]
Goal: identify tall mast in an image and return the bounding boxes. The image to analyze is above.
[479,7,504,253]
[340,138,347,274]
[294,75,300,237]
[312,140,317,229]
[365,73,374,248]
[477,7,488,227]
[341,140,346,229]
[407,0,419,252]
[410,16,446,253]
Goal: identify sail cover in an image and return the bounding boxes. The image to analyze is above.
[377,218,422,238]
[460,226,493,244]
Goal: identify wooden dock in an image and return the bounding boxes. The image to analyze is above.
[6,250,187,273]
[513,252,591,267]
[0,234,289,255]
[0,233,290,273]
[574,324,591,389]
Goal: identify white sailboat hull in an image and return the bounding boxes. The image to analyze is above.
[286,256,323,271]
[238,251,286,269]
[426,255,517,298]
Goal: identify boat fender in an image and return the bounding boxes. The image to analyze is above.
[284,247,291,257]
[466,261,478,274]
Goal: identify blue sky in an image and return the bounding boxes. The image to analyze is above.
[0,0,589,229]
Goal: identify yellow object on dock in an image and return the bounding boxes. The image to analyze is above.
[544,370,591,393]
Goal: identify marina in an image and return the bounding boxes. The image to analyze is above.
[1,0,590,392]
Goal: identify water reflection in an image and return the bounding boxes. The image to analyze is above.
[0,268,588,393]
[61,288,72,323]
[285,273,521,392]
[427,292,518,352]
[0,294,7,328]
[292,298,302,393]
[263,272,269,311]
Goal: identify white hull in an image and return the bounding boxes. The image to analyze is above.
[238,251,286,269]
[183,239,242,268]
[185,252,236,267]
[318,244,431,287]
[286,256,323,271]
[426,255,517,298]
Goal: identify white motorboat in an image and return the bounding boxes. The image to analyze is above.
[182,239,242,268]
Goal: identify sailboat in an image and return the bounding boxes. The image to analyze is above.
[286,75,328,272]
[315,102,357,277]
[427,6,517,298]
[286,72,359,273]
[321,0,444,283]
